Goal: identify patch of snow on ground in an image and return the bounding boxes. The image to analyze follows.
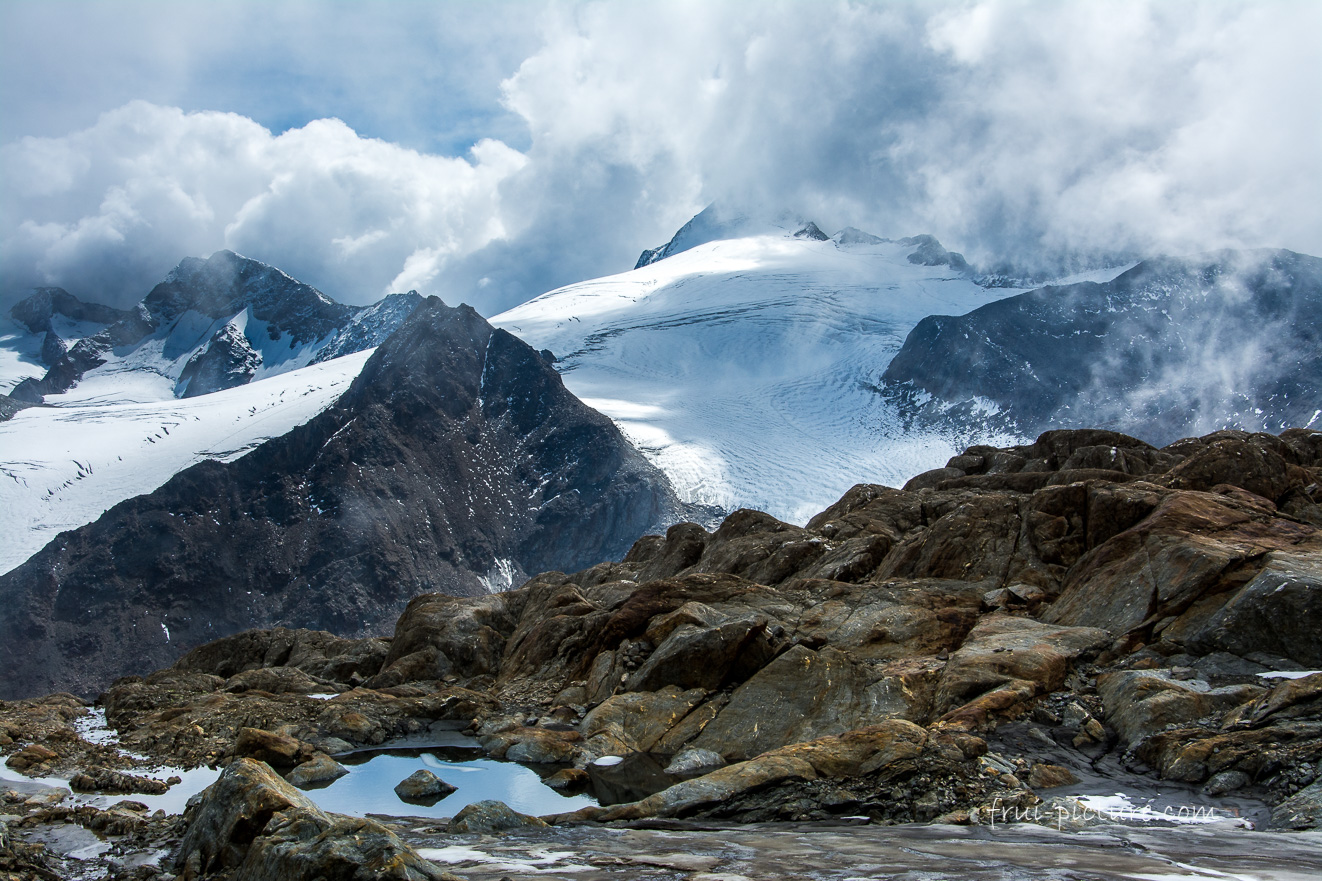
[0,349,373,574]
[494,234,1030,523]
[1259,671,1322,680]
[1070,793,1248,826]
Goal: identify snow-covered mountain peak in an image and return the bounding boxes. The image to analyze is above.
[6,256,423,406]
[495,228,1036,522]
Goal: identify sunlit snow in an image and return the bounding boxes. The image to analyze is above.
[495,233,1095,523]
[0,349,373,574]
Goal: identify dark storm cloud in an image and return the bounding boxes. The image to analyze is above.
[2,1,1318,314]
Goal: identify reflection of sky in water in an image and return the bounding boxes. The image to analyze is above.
[308,749,596,818]
[1,742,594,820]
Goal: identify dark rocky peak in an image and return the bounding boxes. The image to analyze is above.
[0,296,684,698]
[635,204,748,269]
[897,235,971,272]
[10,287,129,334]
[833,227,887,246]
[313,291,425,364]
[881,248,1322,445]
[793,221,830,241]
[145,249,354,343]
[177,321,262,398]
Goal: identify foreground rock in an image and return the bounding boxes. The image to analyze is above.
[3,426,1321,878]
[175,758,443,880]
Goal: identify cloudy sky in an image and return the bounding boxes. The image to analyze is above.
[2,0,1319,314]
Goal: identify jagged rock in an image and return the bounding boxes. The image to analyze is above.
[175,758,442,880]
[393,770,456,802]
[286,753,348,788]
[448,799,548,833]
[177,319,262,396]
[1272,778,1322,829]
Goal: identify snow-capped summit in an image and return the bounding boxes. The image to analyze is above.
[9,251,422,403]
[495,213,1041,523]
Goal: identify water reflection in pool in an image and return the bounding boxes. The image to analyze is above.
[305,743,597,818]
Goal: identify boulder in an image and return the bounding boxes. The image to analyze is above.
[1182,551,1322,667]
[580,686,707,755]
[625,617,775,692]
[234,727,316,767]
[1047,491,1321,636]
[175,758,442,880]
[588,722,926,822]
[691,646,937,761]
[286,753,349,788]
[492,727,582,764]
[448,799,548,833]
[1027,763,1078,789]
[70,767,170,795]
[1097,670,1263,745]
[544,768,590,791]
[393,769,456,802]
[4,743,57,771]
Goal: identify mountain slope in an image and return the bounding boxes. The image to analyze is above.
[881,249,1322,444]
[9,251,422,403]
[1,288,128,400]
[0,297,682,699]
[0,350,373,574]
[494,224,1034,523]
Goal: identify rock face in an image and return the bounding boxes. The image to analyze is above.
[882,249,1322,444]
[8,251,423,402]
[9,287,129,340]
[0,297,684,699]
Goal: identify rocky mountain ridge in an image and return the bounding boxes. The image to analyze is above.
[0,296,686,700]
[7,250,424,403]
[882,248,1322,445]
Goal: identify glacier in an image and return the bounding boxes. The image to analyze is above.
[494,229,1129,524]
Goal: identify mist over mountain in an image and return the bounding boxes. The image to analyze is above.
[882,249,1322,445]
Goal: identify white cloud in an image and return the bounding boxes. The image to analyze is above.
[1,102,526,307]
[1,1,1319,314]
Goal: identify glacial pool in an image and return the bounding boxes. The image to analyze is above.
[1,718,597,819]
